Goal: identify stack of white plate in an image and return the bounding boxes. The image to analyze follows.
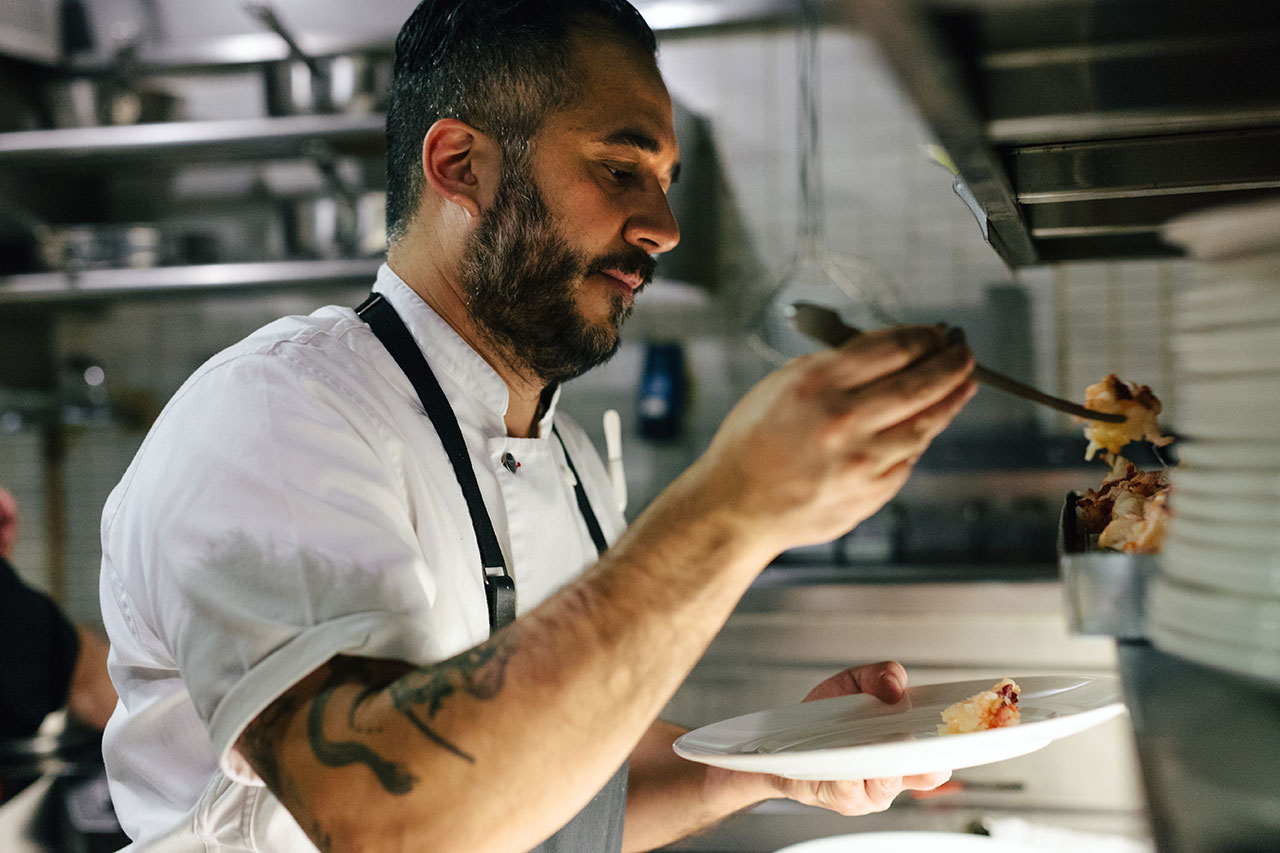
[1153,198,1280,683]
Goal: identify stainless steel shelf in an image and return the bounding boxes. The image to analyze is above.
[0,259,382,305]
[0,113,385,169]
[841,0,1280,266]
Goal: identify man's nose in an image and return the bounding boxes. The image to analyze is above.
[624,187,680,255]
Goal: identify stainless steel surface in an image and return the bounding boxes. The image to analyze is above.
[0,258,380,305]
[0,113,384,168]
[1057,492,1157,640]
[1117,642,1280,853]
[789,301,1126,423]
[0,0,60,65]
[842,0,1280,266]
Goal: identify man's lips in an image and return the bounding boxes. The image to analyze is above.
[597,268,645,292]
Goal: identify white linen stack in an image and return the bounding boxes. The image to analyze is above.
[1152,198,1280,684]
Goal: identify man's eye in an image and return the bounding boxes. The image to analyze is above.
[606,165,635,183]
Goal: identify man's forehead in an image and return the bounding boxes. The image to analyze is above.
[560,30,677,146]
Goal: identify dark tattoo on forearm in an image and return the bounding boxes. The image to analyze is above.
[387,635,518,763]
[307,658,417,794]
[300,634,519,795]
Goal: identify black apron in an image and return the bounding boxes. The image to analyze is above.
[357,293,627,853]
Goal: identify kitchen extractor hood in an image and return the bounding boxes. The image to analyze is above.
[838,0,1280,267]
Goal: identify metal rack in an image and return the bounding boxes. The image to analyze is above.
[0,258,381,305]
[839,0,1280,266]
[0,113,384,168]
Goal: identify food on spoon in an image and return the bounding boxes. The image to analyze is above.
[937,678,1021,735]
[1081,374,1174,461]
[1075,376,1175,555]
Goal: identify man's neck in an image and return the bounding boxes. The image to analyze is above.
[387,244,547,439]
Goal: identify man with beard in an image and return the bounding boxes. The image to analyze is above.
[98,1,975,851]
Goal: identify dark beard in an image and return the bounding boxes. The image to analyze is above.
[458,160,656,386]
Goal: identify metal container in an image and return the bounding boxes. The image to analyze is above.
[263,53,388,116]
[247,3,389,116]
[282,190,385,259]
[1057,491,1159,640]
[36,224,167,272]
[43,76,179,128]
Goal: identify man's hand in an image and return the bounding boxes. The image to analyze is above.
[0,486,18,561]
[684,326,974,559]
[754,662,950,816]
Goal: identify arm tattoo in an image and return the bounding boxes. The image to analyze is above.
[384,627,519,758]
[386,635,518,763]
[307,657,417,794]
[303,633,519,794]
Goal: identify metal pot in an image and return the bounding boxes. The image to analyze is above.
[43,77,179,128]
[0,201,169,272]
[246,3,389,116]
[37,225,167,272]
[283,190,384,259]
[42,34,181,128]
[263,53,388,117]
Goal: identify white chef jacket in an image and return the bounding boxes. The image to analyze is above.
[98,264,625,850]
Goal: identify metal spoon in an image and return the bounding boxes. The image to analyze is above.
[788,301,1126,423]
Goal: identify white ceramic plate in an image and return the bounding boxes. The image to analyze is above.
[1170,514,1280,553]
[1163,533,1280,598]
[1176,277,1280,332]
[1172,493,1280,526]
[1175,440,1280,471]
[1173,326,1280,376]
[1149,575,1280,650]
[1178,398,1280,441]
[1150,621,1280,685]
[775,832,1033,853]
[672,676,1125,781]
[1164,198,1280,260]
[1172,466,1280,499]
[1180,375,1280,415]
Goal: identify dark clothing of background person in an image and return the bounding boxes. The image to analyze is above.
[0,554,80,739]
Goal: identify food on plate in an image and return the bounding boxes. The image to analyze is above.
[1081,374,1174,461]
[1075,375,1175,554]
[937,678,1021,735]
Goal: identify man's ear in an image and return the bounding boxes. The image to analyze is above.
[421,118,500,219]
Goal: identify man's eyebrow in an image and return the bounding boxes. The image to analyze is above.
[598,129,681,183]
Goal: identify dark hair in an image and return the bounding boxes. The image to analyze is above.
[385,0,658,243]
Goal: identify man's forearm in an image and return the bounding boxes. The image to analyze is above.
[240,475,778,853]
[624,720,777,852]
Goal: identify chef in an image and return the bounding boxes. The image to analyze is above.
[97,0,974,849]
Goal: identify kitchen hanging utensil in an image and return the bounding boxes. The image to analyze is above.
[747,0,905,365]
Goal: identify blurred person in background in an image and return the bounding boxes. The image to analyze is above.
[0,486,116,803]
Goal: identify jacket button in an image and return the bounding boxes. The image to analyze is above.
[502,452,520,473]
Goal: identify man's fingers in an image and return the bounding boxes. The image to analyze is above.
[849,378,978,476]
[817,325,950,391]
[802,660,907,703]
[840,341,974,435]
[903,768,953,791]
[849,660,908,704]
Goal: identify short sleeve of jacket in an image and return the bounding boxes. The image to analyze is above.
[101,339,446,783]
